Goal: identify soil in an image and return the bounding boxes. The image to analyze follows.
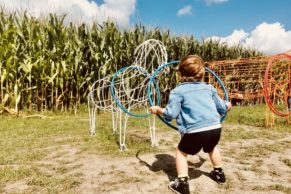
[3,124,291,194]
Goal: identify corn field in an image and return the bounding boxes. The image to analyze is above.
[0,10,262,113]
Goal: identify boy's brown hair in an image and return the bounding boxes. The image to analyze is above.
[179,55,205,82]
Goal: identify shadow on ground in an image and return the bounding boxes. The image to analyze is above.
[136,151,211,181]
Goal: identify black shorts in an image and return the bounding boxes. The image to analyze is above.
[178,128,221,155]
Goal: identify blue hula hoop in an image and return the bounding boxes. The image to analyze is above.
[147,61,229,131]
[111,65,161,118]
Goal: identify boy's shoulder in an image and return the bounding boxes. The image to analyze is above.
[172,82,216,95]
[170,85,182,94]
[177,82,213,89]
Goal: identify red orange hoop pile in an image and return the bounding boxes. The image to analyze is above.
[263,53,291,117]
[208,51,291,120]
[208,57,269,104]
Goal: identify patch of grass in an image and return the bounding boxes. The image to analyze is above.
[252,184,291,193]
[0,167,32,188]
[233,170,246,182]
[221,125,288,144]
[280,157,291,168]
[221,105,290,143]
[27,170,82,193]
[268,164,280,177]
[225,105,267,127]
[57,159,73,165]
[0,166,82,193]
[222,127,258,142]
[238,142,290,159]
[98,170,143,192]
[250,159,264,175]
[225,105,291,131]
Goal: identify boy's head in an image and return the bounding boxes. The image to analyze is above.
[178,55,205,82]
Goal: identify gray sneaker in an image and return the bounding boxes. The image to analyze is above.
[210,169,226,184]
[168,178,190,194]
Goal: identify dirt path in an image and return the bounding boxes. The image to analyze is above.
[76,124,291,194]
[3,124,291,194]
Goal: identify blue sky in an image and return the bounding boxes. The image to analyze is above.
[0,0,290,54]
[133,0,291,38]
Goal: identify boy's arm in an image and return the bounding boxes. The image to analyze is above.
[226,101,232,111]
[149,106,165,114]
[161,91,182,121]
[149,91,182,121]
[211,86,231,115]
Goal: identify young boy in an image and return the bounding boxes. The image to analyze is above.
[149,55,232,194]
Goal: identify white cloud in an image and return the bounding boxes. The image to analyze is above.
[207,22,291,54]
[203,0,228,5]
[0,0,136,25]
[209,29,249,45]
[177,5,192,16]
[244,22,291,54]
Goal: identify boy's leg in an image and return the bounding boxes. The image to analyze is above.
[208,146,226,184]
[168,148,190,194]
[176,148,188,177]
[169,131,204,194]
[208,146,222,167]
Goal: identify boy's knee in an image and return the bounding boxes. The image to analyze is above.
[176,148,188,157]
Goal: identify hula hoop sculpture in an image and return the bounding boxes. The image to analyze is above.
[88,67,121,136]
[111,66,161,117]
[111,66,156,150]
[110,39,168,151]
[263,53,291,124]
[133,39,168,74]
[147,61,229,130]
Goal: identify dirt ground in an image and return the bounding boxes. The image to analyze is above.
[3,124,291,194]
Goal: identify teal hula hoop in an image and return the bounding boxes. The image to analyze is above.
[147,61,229,131]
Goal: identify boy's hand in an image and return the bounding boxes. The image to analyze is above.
[226,101,232,111]
[149,106,164,114]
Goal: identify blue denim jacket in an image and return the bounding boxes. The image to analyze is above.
[163,82,227,134]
